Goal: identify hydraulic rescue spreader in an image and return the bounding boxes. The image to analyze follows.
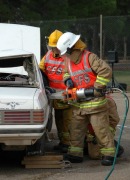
[63,88,88,101]
[62,87,105,101]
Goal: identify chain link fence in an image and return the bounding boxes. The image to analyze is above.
[11,15,130,91]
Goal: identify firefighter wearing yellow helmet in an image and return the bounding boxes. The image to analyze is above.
[39,30,72,152]
[57,32,124,165]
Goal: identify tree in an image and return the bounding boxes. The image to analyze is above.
[116,0,130,15]
[68,0,118,18]
[0,0,130,23]
[0,0,69,22]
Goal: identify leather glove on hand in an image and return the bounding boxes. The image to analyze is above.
[94,88,106,97]
[45,86,56,95]
[65,78,74,88]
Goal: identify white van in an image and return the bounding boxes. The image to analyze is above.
[0,23,52,155]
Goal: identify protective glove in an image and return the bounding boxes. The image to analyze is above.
[65,78,74,88]
[94,88,106,97]
[45,86,56,95]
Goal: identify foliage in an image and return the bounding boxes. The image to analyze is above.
[0,0,130,22]
[68,0,117,18]
[0,0,130,61]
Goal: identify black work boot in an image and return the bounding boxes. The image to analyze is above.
[53,142,63,151]
[83,139,88,155]
[61,144,69,153]
[63,154,83,163]
[114,140,124,157]
[101,156,114,166]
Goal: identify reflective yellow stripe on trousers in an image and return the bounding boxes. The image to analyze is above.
[100,147,115,154]
[69,146,83,153]
[63,132,69,137]
[69,99,107,108]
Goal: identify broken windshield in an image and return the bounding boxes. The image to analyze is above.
[0,55,38,87]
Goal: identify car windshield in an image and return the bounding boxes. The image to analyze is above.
[0,55,38,87]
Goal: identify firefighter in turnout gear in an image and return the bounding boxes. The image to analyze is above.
[86,96,124,159]
[39,30,72,153]
[57,32,119,166]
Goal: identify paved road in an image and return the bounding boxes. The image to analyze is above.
[0,92,129,180]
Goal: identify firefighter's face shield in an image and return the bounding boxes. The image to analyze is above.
[45,35,60,55]
[45,37,60,55]
[45,36,49,50]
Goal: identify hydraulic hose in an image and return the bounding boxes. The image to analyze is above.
[105,88,129,180]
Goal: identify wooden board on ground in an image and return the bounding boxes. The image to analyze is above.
[23,155,63,161]
[25,163,65,169]
[22,154,71,169]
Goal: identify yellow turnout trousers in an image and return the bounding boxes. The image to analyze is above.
[68,106,115,158]
[87,97,120,159]
[54,107,72,145]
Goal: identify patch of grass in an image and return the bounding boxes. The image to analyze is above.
[113,71,130,91]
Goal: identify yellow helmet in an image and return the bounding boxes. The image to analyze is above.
[48,30,63,47]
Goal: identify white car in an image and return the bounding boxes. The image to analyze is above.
[0,23,52,155]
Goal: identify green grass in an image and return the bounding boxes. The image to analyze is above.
[113,71,130,91]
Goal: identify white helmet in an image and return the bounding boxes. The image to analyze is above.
[57,32,80,55]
